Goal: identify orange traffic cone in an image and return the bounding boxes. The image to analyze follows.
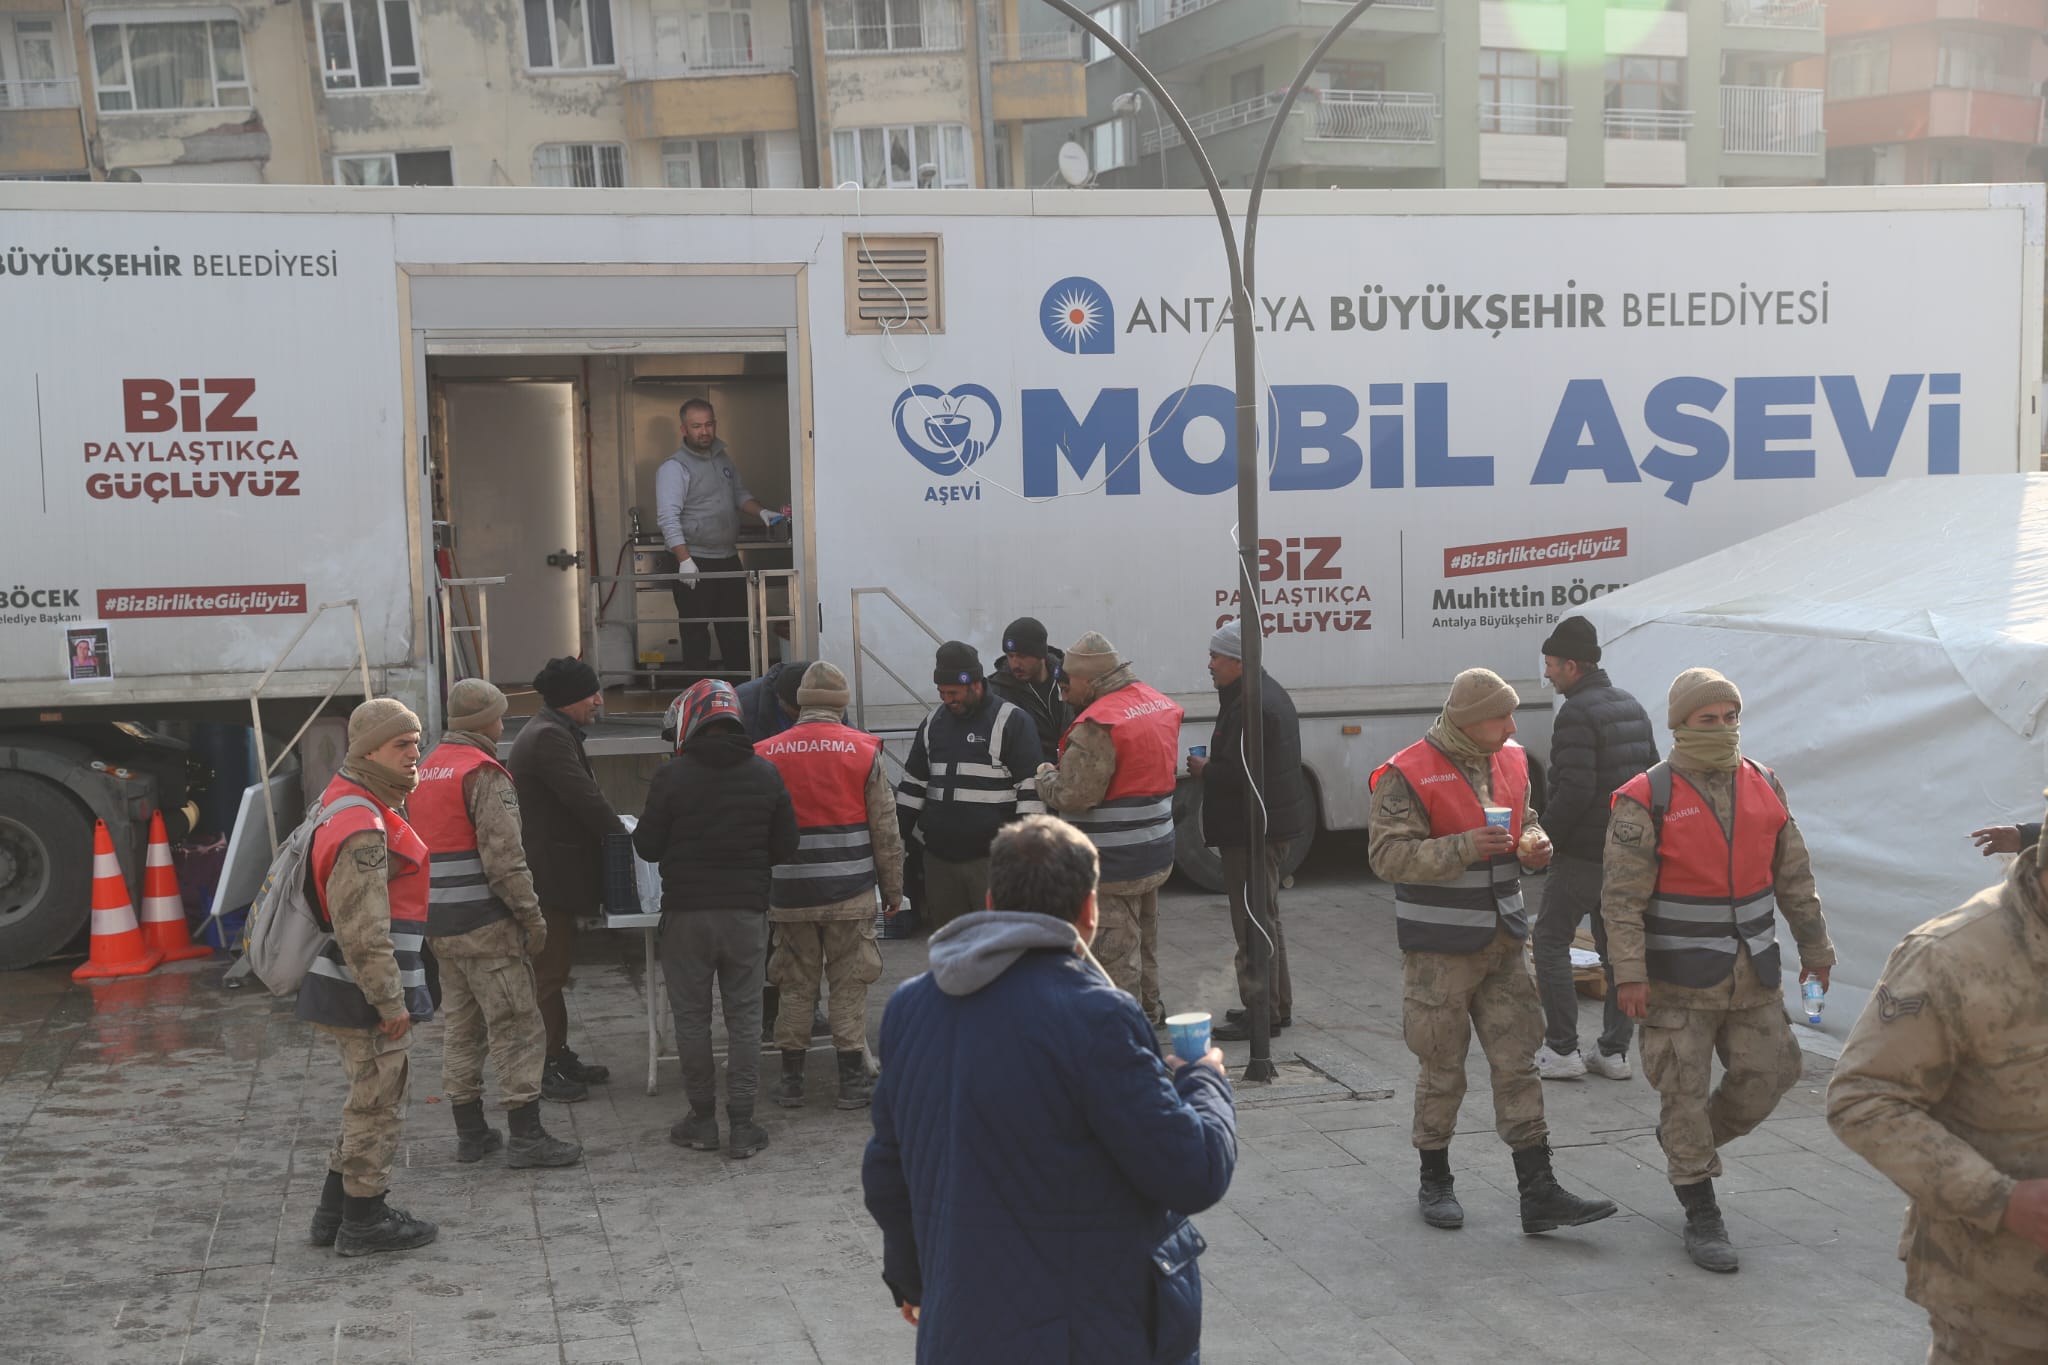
[73,820,163,981]
[138,812,209,963]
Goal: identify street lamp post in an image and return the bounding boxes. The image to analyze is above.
[1035,0,1381,1082]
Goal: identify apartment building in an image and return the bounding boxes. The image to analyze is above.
[1810,0,2048,185]
[1061,0,1827,191]
[0,0,1085,186]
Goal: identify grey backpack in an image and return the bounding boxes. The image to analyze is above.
[246,795,378,996]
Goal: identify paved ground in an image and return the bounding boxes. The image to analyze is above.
[0,837,1934,1364]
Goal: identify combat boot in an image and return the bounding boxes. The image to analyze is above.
[669,1105,721,1151]
[541,1055,590,1103]
[1676,1179,1740,1273]
[452,1100,503,1165]
[309,1169,345,1247]
[1417,1147,1464,1230]
[334,1194,438,1257]
[506,1101,583,1169]
[1512,1143,1618,1234]
[553,1048,609,1084]
[835,1051,873,1110]
[775,1050,807,1108]
[726,1109,770,1160]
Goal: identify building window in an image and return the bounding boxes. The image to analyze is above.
[1086,118,1131,172]
[1229,66,1264,105]
[335,149,452,185]
[831,123,971,187]
[1604,56,1683,112]
[524,0,616,69]
[700,0,754,66]
[1478,48,1561,132]
[1936,31,2026,93]
[1827,39,1888,100]
[663,136,759,187]
[534,142,626,186]
[90,19,249,112]
[822,0,962,54]
[1084,1,1130,64]
[3,19,69,108]
[318,0,421,90]
[1311,60,1384,93]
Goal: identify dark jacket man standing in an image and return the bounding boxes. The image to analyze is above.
[733,657,807,742]
[863,815,1236,1364]
[506,656,627,1102]
[1191,620,1311,1041]
[896,641,1043,932]
[635,680,799,1160]
[1530,616,1657,1082]
[986,617,1069,765]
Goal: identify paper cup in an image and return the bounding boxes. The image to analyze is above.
[1483,805,1513,830]
[1165,1011,1212,1062]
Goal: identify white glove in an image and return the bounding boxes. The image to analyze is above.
[761,509,787,529]
[674,554,698,585]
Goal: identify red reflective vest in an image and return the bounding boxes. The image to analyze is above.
[1613,759,1786,988]
[1061,680,1183,881]
[1369,738,1529,955]
[758,721,882,909]
[297,772,433,1029]
[410,741,515,938]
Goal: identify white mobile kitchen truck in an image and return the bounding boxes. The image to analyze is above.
[0,182,2038,968]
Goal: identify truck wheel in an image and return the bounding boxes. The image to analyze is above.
[0,773,95,970]
[1171,779,1315,892]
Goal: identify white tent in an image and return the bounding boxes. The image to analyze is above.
[1577,474,2048,1043]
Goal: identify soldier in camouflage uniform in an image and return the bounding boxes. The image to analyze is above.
[1369,668,1616,1235]
[1828,800,2048,1365]
[1035,633,1182,1024]
[413,679,582,1170]
[300,699,439,1257]
[1602,668,1835,1274]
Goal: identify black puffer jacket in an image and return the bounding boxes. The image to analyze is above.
[1202,670,1313,848]
[1543,668,1658,862]
[987,645,1070,764]
[633,727,798,913]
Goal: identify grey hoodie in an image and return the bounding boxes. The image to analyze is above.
[928,910,1110,997]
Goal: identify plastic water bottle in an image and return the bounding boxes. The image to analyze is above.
[1801,977,1825,1024]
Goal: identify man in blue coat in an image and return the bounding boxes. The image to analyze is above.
[863,815,1237,1365]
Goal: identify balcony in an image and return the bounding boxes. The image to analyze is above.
[1137,88,1441,178]
[0,78,88,177]
[985,31,1086,122]
[1720,0,1824,58]
[1130,0,1440,80]
[1721,85,1824,157]
[623,49,798,140]
[1829,84,2045,149]
[1479,102,1570,183]
[1605,108,1691,184]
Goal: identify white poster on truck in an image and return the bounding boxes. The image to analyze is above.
[811,204,2030,700]
[0,214,408,699]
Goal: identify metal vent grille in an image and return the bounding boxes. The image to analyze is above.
[844,234,943,335]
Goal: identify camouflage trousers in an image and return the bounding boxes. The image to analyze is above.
[1639,998,1802,1185]
[1928,1311,2048,1365]
[1097,869,1170,1025]
[438,953,545,1109]
[768,918,883,1053]
[1402,928,1547,1151]
[316,1023,411,1199]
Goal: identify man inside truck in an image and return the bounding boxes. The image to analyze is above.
[656,399,788,677]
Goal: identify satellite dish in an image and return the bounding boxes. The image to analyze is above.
[1057,141,1091,188]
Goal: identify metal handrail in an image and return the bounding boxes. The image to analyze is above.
[437,574,506,683]
[1603,107,1693,140]
[848,586,947,735]
[983,29,1083,61]
[622,46,794,80]
[1479,101,1571,135]
[586,566,800,687]
[1311,89,1439,142]
[0,77,80,109]
[1723,0,1822,28]
[249,599,374,856]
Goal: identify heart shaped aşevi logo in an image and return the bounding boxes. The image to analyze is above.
[894,384,1002,478]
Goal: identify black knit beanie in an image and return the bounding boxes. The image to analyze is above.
[1001,617,1049,658]
[1540,616,1601,665]
[534,656,601,709]
[934,640,983,686]
[773,660,810,709]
